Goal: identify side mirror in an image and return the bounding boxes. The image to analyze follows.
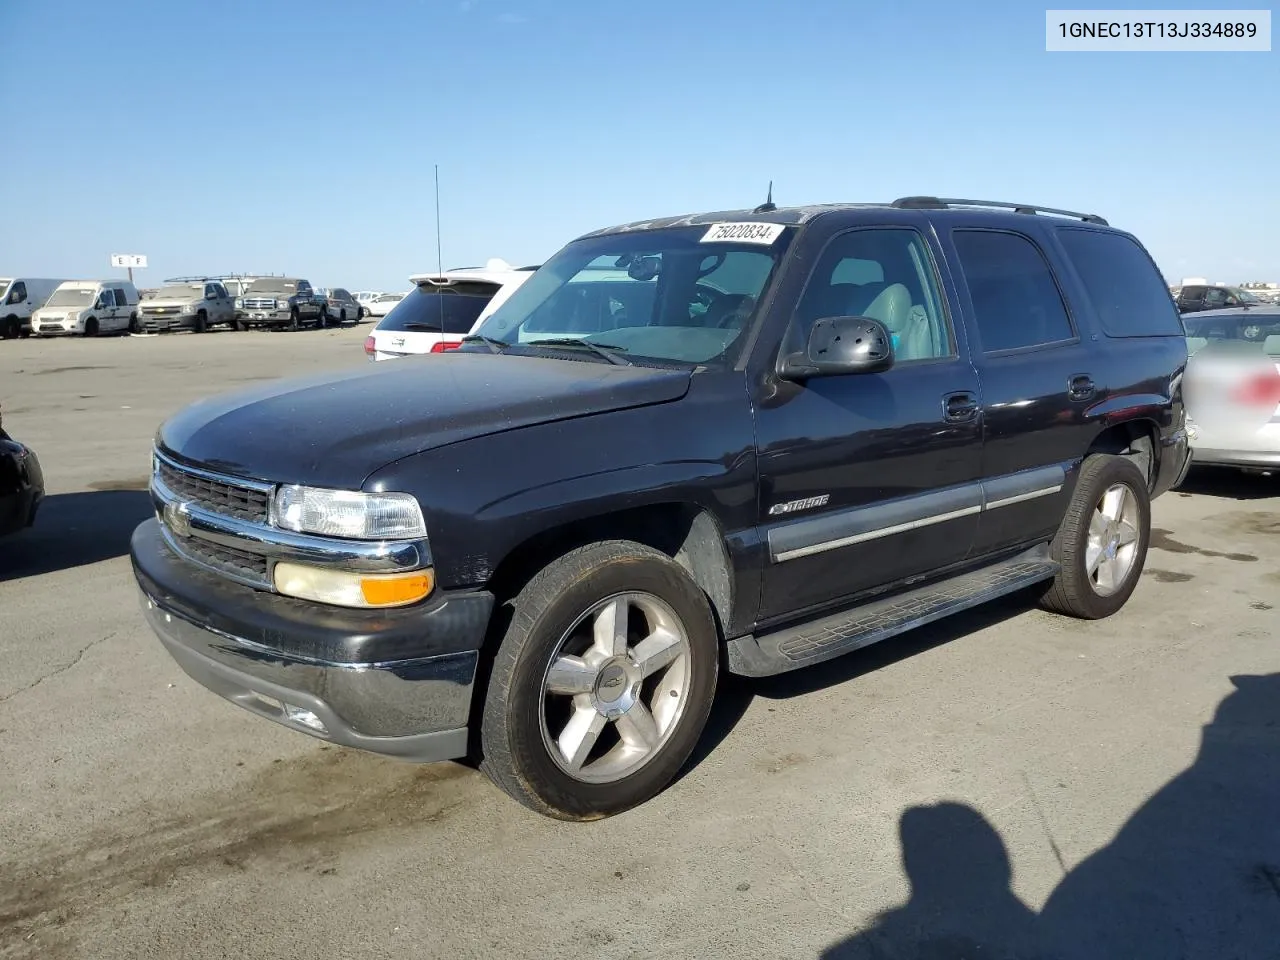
[777,316,894,381]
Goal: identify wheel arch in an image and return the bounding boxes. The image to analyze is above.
[485,501,734,642]
[1085,418,1160,489]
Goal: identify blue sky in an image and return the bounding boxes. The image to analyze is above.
[2,0,1276,291]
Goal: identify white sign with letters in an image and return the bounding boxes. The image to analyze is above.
[110,254,148,268]
[699,223,785,245]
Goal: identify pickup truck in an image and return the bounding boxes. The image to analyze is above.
[236,277,326,330]
[131,196,1189,821]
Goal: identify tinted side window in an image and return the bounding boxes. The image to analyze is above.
[1204,287,1228,306]
[9,281,26,304]
[214,284,228,299]
[1180,286,1204,302]
[952,230,1074,352]
[793,228,952,362]
[1057,229,1183,337]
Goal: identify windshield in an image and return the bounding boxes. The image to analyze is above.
[153,284,202,300]
[377,282,498,334]
[1230,287,1262,304]
[245,279,298,295]
[1184,313,1280,354]
[472,224,793,365]
[0,282,9,300]
[46,287,95,308]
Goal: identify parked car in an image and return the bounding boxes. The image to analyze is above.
[1176,284,1266,313]
[1182,307,1280,475]
[0,278,66,340]
[363,292,404,318]
[364,261,536,361]
[237,277,326,330]
[138,280,236,333]
[354,291,383,310]
[31,280,140,337]
[0,403,44,538]
[131,195,1188,821]
[318,288,363,324]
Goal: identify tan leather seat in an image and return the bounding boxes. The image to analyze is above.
[861,283,934,361]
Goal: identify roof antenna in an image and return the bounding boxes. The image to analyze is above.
[754,181,776,214]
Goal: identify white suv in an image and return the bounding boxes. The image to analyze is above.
[363,259,536,361]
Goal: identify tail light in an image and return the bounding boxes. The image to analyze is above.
[1231,369,1280,408]
[430,340,462,353]
[363,335,376,356]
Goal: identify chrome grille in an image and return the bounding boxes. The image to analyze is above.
[156,458,270,524]
[175,537,269,584]
[242,297,278,310]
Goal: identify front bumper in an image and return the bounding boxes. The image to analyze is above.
[140,314,193,332]
[131,518,494,761]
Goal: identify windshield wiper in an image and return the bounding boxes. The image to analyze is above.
[526,337,632,366]
[459,334,511,353]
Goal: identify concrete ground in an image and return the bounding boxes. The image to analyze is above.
[2,326,1278,959]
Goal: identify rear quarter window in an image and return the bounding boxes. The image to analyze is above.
[1057,229,1183,337]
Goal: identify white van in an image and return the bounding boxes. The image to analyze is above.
[31,280,141,337]
[0,278,66,339]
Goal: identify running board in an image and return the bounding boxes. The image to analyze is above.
[727,545,1058,678]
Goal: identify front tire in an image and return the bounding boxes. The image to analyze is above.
[84,316,99,337]
[193,310,208,334]
[128,313,139,334]
[2,315,19,340]
[480,541,719,820]
[289,308,301,331]
[1040,454,1150,619]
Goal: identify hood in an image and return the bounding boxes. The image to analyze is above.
[143,298,195,309]
[158,352,692,488]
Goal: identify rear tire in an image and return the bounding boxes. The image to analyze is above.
[480,541,719,821]
[1040,454,1150,619]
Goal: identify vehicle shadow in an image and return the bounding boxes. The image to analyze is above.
[1175,466,1277,501]
[820,672,1280,959]
[0,489,152,581]
[682,589,1038,778]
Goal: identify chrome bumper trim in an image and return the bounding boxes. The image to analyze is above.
[141,589,474,760]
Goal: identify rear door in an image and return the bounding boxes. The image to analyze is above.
[754,220,984,623]
[942,224,1097,558]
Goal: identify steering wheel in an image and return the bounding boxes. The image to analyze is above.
[711,294,756,329]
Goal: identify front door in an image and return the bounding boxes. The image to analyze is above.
[754,225,983,624]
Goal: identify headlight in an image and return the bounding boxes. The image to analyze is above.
[235,298,243,309]
[180,303,196,314]
[273,562,434,608]
[273,485,426,539]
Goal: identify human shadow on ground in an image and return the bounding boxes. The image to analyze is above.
[821,672,1280,959]
[0,489,152,581]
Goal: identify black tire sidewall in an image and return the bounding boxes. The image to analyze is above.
[85,317,97,337]
[290,309,300,331]
[1055,455,1151,618]
[485,546,719,819]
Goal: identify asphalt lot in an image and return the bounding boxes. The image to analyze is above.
[2,326,1279,959]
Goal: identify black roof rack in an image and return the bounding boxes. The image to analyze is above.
[891,196,1109,226]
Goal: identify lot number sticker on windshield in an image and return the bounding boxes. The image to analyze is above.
[700,222,785,245]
